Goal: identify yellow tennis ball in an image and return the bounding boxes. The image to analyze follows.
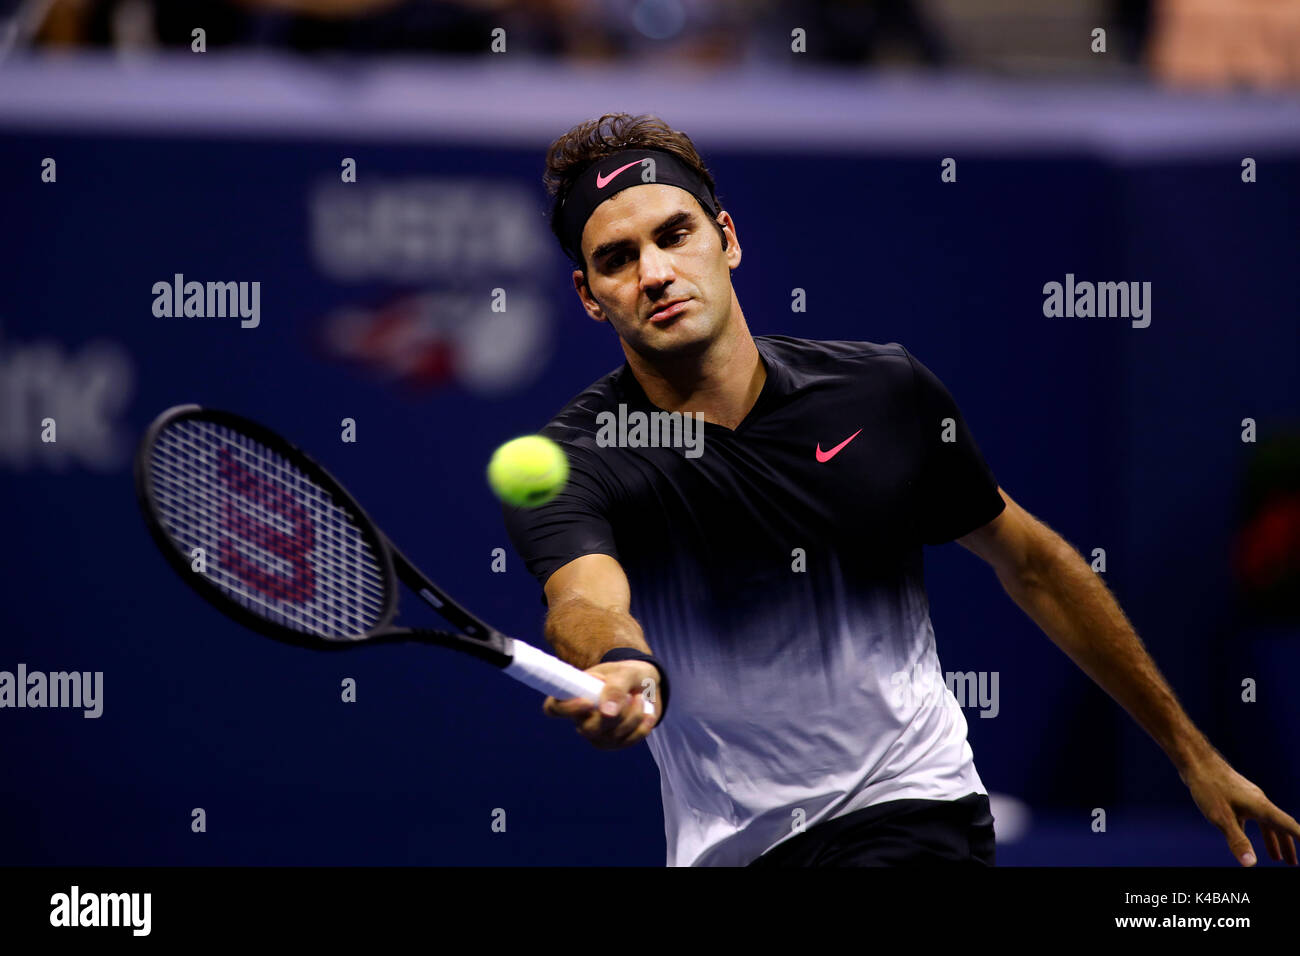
[487,435,569,507]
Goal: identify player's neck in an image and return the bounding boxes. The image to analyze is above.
[625,321,766,431]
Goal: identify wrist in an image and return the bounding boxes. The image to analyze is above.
[1171,736,1220,778]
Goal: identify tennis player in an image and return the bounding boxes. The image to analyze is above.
[502,113,1300,868]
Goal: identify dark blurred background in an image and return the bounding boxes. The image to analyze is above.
[12,0,1293,86]
[1,0,1298,866]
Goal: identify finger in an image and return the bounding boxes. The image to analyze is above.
[628,712,657,743]
[575,700,619,738]
[1268,807,1300,843]
[590,714,656,750]
[1256,804,1300,863]
[544,695,591,716]
[1218,815,1256,866]
[1270,826,1299,866]
[544,695,595,720]
[601,694,652,748]
[612,692,647,739]
[576,693,652,749]
[596,684,627,720]
[607,717,655,749]
[1262,826,1282,863]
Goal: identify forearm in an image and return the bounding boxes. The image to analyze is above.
[543,596,651,671]
[1002,539,1217,775]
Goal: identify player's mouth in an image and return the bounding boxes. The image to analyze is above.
[648,299,691,324]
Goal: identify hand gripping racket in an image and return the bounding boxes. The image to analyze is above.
[134,404,654,716]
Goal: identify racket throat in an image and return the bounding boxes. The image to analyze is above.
[411,627,514,668]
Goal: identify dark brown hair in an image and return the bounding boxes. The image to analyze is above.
[544,113,725,273]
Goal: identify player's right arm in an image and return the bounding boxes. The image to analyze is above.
[542,553,660,749]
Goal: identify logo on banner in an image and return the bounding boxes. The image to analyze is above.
[314,290,550,395]
[308,178,556,395]
[0,324,134,472]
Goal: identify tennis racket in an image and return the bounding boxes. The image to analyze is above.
[134,404,654,716]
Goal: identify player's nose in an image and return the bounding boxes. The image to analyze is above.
[639,245,676,288]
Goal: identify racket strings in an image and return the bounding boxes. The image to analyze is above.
[147,419,388,639]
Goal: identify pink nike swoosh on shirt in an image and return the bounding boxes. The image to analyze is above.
[815,428,863,463]
[596,160,643,189]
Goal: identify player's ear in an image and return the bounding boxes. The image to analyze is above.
[717,212,739,267]
[572,269,608,323]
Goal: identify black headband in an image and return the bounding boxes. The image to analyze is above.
[556,148,721,267]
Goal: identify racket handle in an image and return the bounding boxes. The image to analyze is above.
[505,640,657,717]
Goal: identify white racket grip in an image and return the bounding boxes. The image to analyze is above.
[505,640,656,716]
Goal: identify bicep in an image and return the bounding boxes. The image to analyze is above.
[956,487,1059,587]
[543,553,632,613]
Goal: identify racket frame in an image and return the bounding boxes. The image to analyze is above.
[134,404,512,666]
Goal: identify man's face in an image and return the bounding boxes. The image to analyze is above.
[573,184,741,360]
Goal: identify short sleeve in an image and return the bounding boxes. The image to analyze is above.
[500,445,620,603]
[904,347,1005,545]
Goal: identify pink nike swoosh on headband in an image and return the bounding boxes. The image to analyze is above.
[596,160,643,189]
[815,428,863,463]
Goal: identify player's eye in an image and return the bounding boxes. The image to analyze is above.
[605,232,689,270]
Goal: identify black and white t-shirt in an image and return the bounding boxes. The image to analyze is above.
[502,335,1006,866]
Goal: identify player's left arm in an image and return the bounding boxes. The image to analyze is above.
[957,486,1300,867]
